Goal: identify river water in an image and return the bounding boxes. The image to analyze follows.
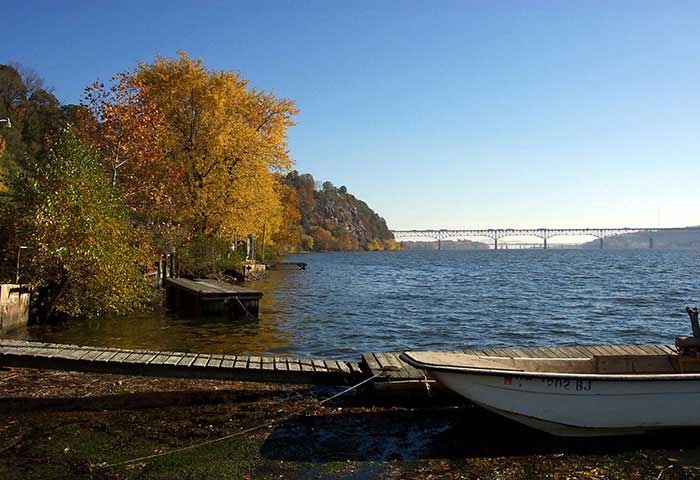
[8,249,700,359]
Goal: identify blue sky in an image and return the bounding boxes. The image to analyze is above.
[3,1,699,230]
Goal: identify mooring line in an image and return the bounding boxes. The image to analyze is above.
[233,295,254,318]
[91,373,380,472]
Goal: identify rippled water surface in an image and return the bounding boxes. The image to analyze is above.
[11,250,700,359]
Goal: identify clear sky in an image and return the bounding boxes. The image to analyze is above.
[3,1,699,230]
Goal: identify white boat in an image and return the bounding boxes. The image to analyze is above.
[401,347,700,437]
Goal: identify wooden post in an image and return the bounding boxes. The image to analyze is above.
[161,254,167,287]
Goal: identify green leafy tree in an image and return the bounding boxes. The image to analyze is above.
[13,127,149,321]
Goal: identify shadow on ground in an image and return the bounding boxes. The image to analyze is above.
[0,387,311,412]
[262,402,700,463]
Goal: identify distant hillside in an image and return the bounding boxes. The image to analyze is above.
[401,239,489,250]
[583,227,700,249]
[283,171,399,251]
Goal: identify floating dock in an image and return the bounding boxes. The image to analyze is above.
[165,278,263,317]
[266,262,307,271]
[0,339,678,390]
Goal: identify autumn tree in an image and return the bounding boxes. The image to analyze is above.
[83,53,299,273]
[268,179,302,254]
[134,52,298,244]
[12,127,148,320]
[0,64,71,281]
[81,74,178,235]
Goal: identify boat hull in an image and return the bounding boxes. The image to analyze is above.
[433,370,700,436]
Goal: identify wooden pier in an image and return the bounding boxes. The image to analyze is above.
[0,339,679,391]
[165,278,263,317]
[0,339,364,385]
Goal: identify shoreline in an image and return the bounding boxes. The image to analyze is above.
[2,367,699,479]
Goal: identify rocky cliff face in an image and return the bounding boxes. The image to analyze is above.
[283,171,397,251]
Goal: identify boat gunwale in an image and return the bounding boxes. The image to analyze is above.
[399,352,700,382]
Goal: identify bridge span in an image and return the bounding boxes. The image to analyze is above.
[390,227,700,250]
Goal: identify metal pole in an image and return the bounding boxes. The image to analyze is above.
[261,224,266,263]
[15,247,21,284]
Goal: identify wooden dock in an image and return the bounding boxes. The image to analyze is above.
[165,278,263,317]
[0,339,364,385]
[0,339,679,391]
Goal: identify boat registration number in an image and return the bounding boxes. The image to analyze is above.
[503,376,593,391]
[541,378,592,391]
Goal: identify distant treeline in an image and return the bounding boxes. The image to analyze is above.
[583,228,700,249]
[401,239,489,250]
[0,54,395,321]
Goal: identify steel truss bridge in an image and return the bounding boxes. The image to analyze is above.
[390,227,700,250]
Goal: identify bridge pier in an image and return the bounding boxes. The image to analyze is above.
[649,237,654,249]
[494,237,498,250]
[599,237,604,249]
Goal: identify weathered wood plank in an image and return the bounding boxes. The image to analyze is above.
[311,359,327,372]
[206,355,224,368]
[299,358,316,372]
[362,353,382,374]
[192,354,211,367]
[121,352,144,363]
[221,355,236,369]
[262,357,275,371]
[273,357,288,371]
[287,358,301,372]
[657,345,677,355]
[247,356,262,370]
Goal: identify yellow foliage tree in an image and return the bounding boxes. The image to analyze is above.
[135,52,298,242]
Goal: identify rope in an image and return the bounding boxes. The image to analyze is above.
[233,296,253,318]
[91,373,380,472]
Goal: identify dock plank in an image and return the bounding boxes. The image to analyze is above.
[234,356,249,369]
[192,354,211,367]
[262,357,275,371]
[221,356,236,369]
[206,355,224,369]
